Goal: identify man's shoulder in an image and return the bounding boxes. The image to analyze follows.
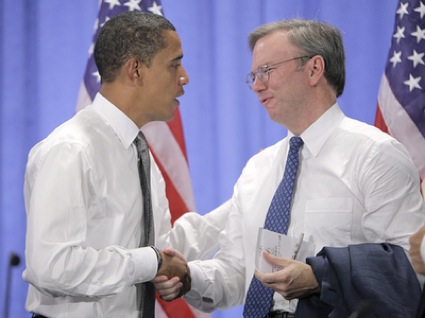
[249,138,286,161]
[338,117,402,148]
[28,107,108,162]
[240,138,287,176]
[337,117,414,170]
[341,117,390,138]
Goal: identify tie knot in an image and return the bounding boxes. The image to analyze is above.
[290,136,304,151]
[134,132,149,149]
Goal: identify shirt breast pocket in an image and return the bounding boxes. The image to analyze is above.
[304,197,353,246]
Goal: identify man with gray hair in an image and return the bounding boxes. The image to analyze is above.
[156,19,424,317]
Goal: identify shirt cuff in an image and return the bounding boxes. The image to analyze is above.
[130,246,158,283]
[184,261,209,309]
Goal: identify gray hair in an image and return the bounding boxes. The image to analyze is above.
[94,11,176,83]
[248,19,345,97]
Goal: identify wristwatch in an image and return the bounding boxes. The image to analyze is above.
[150,246,163,271]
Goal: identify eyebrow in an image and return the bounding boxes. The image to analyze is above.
[171,54,184,62]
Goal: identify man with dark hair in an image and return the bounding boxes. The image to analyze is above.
[23,11,190,318]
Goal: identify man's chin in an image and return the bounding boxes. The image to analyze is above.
[163,110,176,123]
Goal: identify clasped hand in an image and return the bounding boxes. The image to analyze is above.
[255,252,320,300]
[154,247,191,301]
[409,225,425,275]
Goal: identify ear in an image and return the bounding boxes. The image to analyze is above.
[124,58,143,84]
[308,55,325,86]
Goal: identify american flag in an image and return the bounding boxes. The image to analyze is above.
[375,0,425,194]
[76,1,203,317]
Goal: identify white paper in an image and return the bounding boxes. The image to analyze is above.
[255,227,316,272]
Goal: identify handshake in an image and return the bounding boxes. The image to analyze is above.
[153,247,191,301]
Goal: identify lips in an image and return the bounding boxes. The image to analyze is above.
[176,90,185,98]
[173,91,184,106]
[260,95,272,105]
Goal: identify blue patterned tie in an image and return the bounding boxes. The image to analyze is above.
[243,136,304,318]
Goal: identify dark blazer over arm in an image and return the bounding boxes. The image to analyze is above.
[295,243,421,318]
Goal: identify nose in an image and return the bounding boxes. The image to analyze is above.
[179,69,190,86]
[179,76,187,85]
[252,76,265,92]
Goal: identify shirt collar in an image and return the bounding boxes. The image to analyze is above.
[91,93,140,149]
[289,103,345,157]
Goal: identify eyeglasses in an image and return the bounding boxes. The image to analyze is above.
[245,55,311,89]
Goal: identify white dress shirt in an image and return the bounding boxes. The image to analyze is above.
[184,103,425,313]
[23,93,171,317]
[171,199,232,261]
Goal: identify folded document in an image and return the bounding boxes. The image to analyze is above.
[255,228,316,272]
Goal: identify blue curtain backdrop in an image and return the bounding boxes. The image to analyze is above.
[0,0,398,316]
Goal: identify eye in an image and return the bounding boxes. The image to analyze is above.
[258,65,270,77]
[171,62,182,69]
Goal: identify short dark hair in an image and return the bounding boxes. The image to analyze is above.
[94,11,176,83]
[248,19,345,97]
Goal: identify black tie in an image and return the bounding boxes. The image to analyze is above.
[134,131,155,318]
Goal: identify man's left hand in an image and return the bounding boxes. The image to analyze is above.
[255,252,320,300]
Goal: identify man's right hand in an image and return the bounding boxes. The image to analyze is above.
[154,247,191,301]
